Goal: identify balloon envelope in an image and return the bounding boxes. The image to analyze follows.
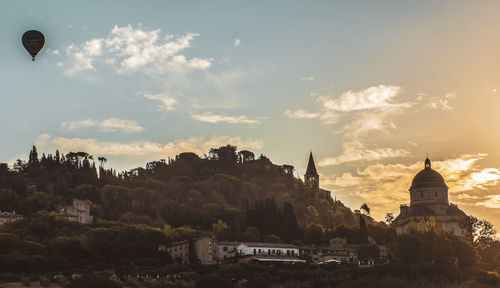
[22,30,45,61]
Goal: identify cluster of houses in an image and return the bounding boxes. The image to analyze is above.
[0,211,23,225]
[159,237,365,266]
[0,198,93,226]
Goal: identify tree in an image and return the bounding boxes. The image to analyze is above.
[209,145,238,167]
[359,215,368,243]
[212,219,230,240]
[238,150,255,163]
[28,145,39,164]
[360,203,370,216]
[305,223,325,245]
[385,212,395,224]
[470,215,497,251]
[97,156,107,176]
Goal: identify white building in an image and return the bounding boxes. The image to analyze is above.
[215,241,303,263]
[236,242,300,257]
[0,211,23,225]
[393,158,470,238]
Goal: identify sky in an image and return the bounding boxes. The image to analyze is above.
[1,1,500,235]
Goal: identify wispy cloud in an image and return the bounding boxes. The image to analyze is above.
[191,112,267,124]
[284,109,319,119]
[65,25,212,75]
[61,118,144,133]
[139,92,178,111]
[319,141,410,166]
[318,85,409,112]
[426,92,457,111]
[477,195,500,209]
[300,76,314,81]
[292,85,413,166]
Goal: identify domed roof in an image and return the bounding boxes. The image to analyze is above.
[410,157,448,190]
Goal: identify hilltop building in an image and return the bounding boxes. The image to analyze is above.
[58,199,93,225]
[393,157,470,238]
[304,152,319,189]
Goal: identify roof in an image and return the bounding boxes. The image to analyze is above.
[305,152,319,176]
[410,158,448,190]
[237,242,300,249]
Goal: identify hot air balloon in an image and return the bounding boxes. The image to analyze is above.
[22,30,45,61]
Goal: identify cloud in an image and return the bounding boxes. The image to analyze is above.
[234,38,241,46]
[296,85,414,166]
[140,92,178,111]
[408,141,418,147]
[426,92,457,111]
[318,85,409,112]
[191,112,267,124]
[61,118,144,133]
[65,25,212,75]
[35,134,264,170]
[476,195,500,208]
[284,109,319,119]
[286,85,411,128]
[300,76,314,81]
[319,141,410,166]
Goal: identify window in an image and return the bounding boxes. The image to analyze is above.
[223,247,227,252]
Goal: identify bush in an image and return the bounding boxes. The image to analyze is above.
[476,271,499,286]
[195,274,233,288]
[21,276,30,287]
[67,273,121,288]
[39,276,50,287]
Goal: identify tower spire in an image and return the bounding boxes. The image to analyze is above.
[305,152,319,189]
[425,156,431,169]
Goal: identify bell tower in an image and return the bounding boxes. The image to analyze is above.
[304,152,319,189]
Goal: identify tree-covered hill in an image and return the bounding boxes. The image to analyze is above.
[0,144,377,243]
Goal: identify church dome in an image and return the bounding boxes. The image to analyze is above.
[410,157,448,190]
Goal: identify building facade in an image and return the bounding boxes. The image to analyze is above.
[160,241,190,264]
[300,238,358,264]
[0,211,23,225]
[58,199,93,225]
[393,157,470,238]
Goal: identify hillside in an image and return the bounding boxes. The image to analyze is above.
[0,144,378,241]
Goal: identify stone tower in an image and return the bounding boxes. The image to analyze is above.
[304,152,319,189]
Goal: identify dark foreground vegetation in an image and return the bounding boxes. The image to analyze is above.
[0,145,498,287]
